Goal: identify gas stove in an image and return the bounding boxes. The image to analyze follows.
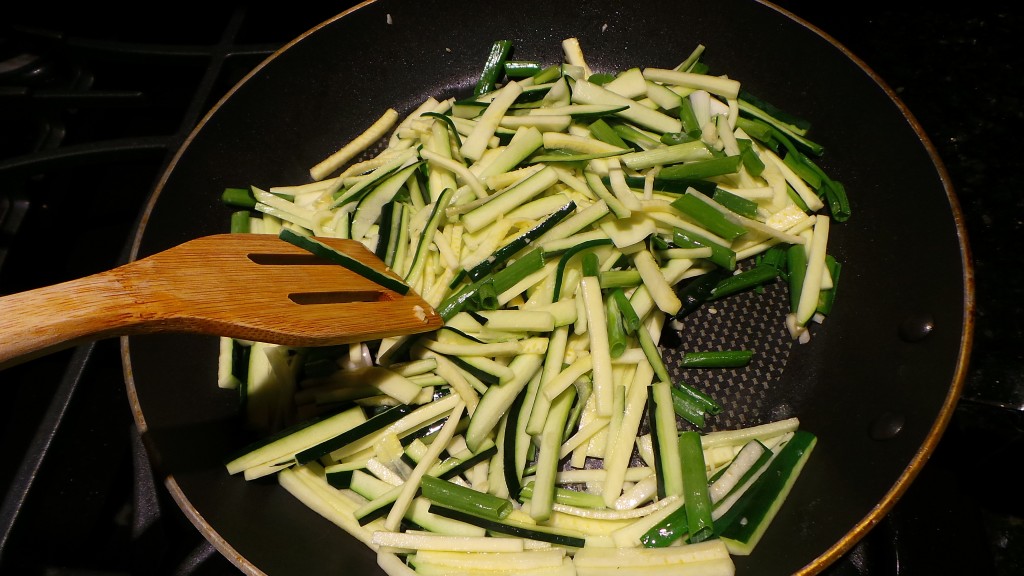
[1,4,1021,575]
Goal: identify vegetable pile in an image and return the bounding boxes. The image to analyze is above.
[217,37,847,576]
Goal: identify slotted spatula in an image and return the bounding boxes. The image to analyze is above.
[0,233,442,370]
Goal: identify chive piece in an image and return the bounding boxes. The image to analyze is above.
[670,386,706,428]
[530,64,562,85]
[787,245,807,313]
[587,72,617,85]
[679,431,714,543]
[605,294,628,359]
[738,89,812,133]
[816,255,842,315]
[581,252,601,278]
[588,118,631,149]
[672,228,736,270]
[709,264,780,300]
[737,96,823,156]
[222,187,257,208]
[675,382,721,416]
[637,321,721,421]
[490,247,545,294]
[670,193,747,242]
[230,210,251,233]
[659,155,743,181]
[680,350,753,368]
[782,150,822,189]
[677,97,702,135]
[437,248,544,320]
[610,288,641,334]
[474,40,514,96]
[736,138,766,177]
[599,269,642,289]
[420,475,512,521]
[503,60,542,78]
[675,43,706,73]
[278,228,411,295]
[673,267,733,320]
[712,188,759,219]
[758,244,789,272]
[609,121,662,149]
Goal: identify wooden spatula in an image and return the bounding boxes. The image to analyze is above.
[0,233,442,370]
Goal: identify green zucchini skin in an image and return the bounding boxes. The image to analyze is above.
[716,430,817,554]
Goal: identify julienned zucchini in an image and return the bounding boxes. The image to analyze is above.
[427,504,587,548]
[219,35,843,575]
[294,404,414,465]
[225,405,367,475]
[715,430,817,555]
[277,228,410,295]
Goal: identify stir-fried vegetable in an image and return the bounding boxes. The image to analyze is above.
[216,37,847,575]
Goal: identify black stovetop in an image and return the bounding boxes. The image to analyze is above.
[1,3,1021,575]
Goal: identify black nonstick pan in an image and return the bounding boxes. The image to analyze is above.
[122,1,974,574]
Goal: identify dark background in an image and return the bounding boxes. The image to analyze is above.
[1,2,1021,575]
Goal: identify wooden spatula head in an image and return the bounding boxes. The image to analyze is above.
[0,234,442,369]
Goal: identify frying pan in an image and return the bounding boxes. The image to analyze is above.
[122,0,974,574]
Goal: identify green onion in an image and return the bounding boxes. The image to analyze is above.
[677,97,701,135]
[503,60,542,78]
[222,187,257,208]
[610,288,641,334]
[673,267,734,319]
[670,193,747,242]
[599,269,641,288]
[709,263,780,300]
[587,72,617,85]
[816,255,842,315]
[530,64,562,85]
[605,294,628,359]
[588,118,631,149]
[230,210,250,233]
[581,251,601,278]
[679,431,714,543]
[680,350,753,368]
[672,228,736,270]
[670,386,706,428]
[658,155,742,181]
[474,40,514,96]
[712,188,759,219]
[675,383,720,419]
[420,475,512,521]
[736,138,766,177]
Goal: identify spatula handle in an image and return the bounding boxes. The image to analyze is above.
[0,269,145,370]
